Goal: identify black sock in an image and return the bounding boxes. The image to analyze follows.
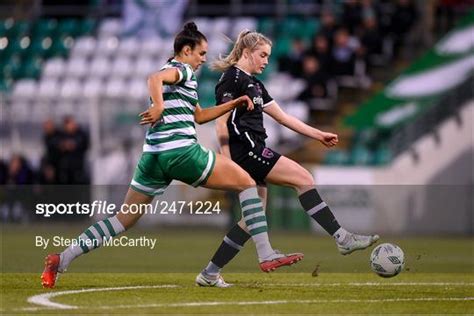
[211,224,251,268]
[299,188,341,235]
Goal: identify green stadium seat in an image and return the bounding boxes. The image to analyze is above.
[373,146,392,165]
[0,78,12,92]
[258,18,275,35]
[4,58,22,80]
[198,65,219,81]
[352,129,376,147]
[272,36,291,59]
[7,21,29,38]
[302,19,320,40]
[18,56,43,79]
[1,54,20,72]
[79,19,96,36]
[5,36,31,58]
[1,18,93,92]
[0,20,10,37]
[28,35,54,58]
[31,19,58,38]
[197,79,216,107]
[46,36,74,58]
[324,150,350,165]
[57,19,80,37]
[276,17,313,37]
[350,146,373,165]
[275,17,293,35]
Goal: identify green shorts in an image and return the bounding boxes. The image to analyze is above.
[130,143,216,196]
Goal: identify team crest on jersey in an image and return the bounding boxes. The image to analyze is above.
[262,148,274,159]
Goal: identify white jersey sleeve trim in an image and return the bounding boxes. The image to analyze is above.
[262,100,275,108]
[231,109,240,135]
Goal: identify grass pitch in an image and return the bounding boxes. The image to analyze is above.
[1,224,473,314]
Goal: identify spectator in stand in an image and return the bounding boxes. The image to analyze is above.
[390,0,419,58]
[435,0,470,33]
[298,54,331,101]
[319,9,339,48]
[307,34,332,74]
[361,0,377,22]
[0,160,7,185]
[42,119,61,170]
[331,28,360,76]
[57,116,89,185]
[38,158,57,185]
[4,155,35,222]
[7,155,34,185]
[342,0,363,34]
[359,16,385,68]
[278,38,306,77]
[35,158,58,210]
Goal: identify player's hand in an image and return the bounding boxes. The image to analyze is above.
[318,131,338,148]
[139,104,163,127]
[236,95,254,111]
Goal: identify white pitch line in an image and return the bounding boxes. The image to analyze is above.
[98,297,474,310]
[20,297,474,312]
[263,282,474,287]
[27,285,178,310]
[22,283,474,312]
[350,282,474,286]
[107,297,474,309]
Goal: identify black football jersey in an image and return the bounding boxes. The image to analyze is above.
[215,66,273,142]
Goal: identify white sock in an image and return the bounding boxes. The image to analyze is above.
[253,233,275,262]
[239,187,274,261]
[58,215,126,272]
[333,227,349,244]
[204,262,220,277]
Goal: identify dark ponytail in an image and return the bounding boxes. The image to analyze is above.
[173,22,207,55]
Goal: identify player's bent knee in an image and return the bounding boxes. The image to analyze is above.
[242,174,256,189]
[230,168,256,191]
[293,169,315,191]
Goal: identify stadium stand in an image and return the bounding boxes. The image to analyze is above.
[1,2,472,185]
[342,11,474,166]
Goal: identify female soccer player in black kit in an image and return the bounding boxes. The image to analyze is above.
[196,30,379,287]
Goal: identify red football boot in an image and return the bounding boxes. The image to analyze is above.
[41,254,60,288]
[259,251,304,272]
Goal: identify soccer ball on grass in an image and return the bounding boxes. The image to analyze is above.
[370,243,405,278]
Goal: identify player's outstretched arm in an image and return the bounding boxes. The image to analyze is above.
[194,95,253,124]
[263,100,338,148]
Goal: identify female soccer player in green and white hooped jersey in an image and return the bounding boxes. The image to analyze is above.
[41,22,302,289]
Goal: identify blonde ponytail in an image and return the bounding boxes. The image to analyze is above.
[211,29,272,72]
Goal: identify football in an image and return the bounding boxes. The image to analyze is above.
[370,243,405,278]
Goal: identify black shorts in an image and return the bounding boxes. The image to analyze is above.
[229,133,281,185]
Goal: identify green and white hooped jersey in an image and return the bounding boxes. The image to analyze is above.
[144,59,199,153]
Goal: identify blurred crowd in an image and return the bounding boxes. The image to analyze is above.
[1,116,90,222]
[279,0,419,110]
[0,116,89,186]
